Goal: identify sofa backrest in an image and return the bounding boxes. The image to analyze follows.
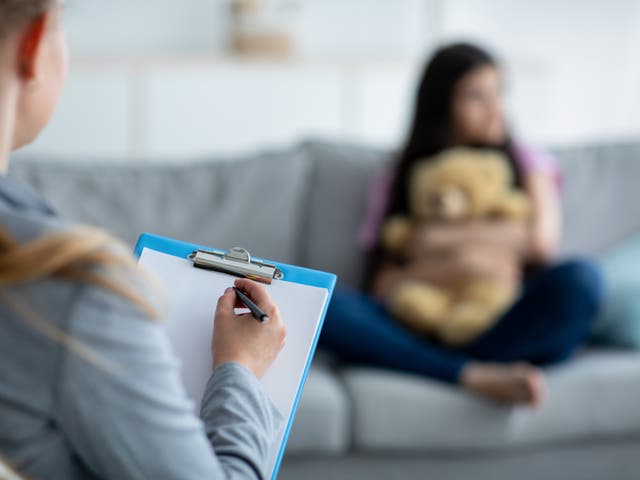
[554,143,640,257]
[300,140,640,287]
[296,141,388,287]
[9,148,313,265]
[9,140,640,289]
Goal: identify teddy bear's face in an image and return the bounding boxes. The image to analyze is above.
[423,183,471,221]
[409,149,513,222]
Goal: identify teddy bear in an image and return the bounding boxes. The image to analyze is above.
[380,148,530,347]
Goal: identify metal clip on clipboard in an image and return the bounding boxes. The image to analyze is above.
[188,247,284,285]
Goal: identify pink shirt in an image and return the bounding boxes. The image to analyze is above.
[357,143,562,251]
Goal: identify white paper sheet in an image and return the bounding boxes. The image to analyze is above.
[138,248,329,476]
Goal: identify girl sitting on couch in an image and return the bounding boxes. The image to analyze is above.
[320,42,603,407]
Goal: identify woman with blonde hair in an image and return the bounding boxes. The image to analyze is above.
[0,1,288,478]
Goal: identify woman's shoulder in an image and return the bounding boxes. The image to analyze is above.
[0,180,170,391]
[0,199,67,244]
[0,204,164,346]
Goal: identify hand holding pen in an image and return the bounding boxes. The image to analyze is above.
[212,278,287,379]
[233,286,270,323]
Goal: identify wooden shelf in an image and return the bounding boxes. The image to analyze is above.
[68,54,421,71]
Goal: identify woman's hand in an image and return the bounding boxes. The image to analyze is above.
[212,278,287,379]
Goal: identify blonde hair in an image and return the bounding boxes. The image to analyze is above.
[0,226,160,476]
[0,455,20,480]
[0,225,157,317]
[0,0,55,40]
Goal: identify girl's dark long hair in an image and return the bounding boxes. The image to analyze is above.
[364,42,524,290]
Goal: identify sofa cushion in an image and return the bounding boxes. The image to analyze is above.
[298,140,388,287]
[342,350,640,452]
[285,356,351,455]
[554,143,640,256]
[9,148,312,264]
[591,232,640,348]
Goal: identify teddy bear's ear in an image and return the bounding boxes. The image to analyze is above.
[411,158,438,182]
[409,160,440,201]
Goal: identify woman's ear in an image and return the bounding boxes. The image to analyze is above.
[18,13,49,80]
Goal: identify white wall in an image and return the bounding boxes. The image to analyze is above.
[22,0,640,160]
[64,0,231,57]
[439,0,640,145]
[63,0,435,59]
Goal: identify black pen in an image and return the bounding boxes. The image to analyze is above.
[233,286,270,323]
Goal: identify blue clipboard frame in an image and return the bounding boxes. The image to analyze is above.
[134,233,337,480]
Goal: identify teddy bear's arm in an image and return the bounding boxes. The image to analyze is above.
[491,192,530,219]
[380,215,414,257]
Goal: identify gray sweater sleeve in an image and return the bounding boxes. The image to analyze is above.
[201,364,284,478]
[53,282,284,479]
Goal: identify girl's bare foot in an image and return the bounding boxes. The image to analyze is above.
[460,362,545,408]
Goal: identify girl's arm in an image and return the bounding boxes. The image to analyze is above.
[524,172,561,263]
[370,173,561,301]
[407,173,561,262]
[407,220,529,259]
[371,251,520,302]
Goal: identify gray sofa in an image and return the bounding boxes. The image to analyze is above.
[10,140,640,480]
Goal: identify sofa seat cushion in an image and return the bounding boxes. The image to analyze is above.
[285,356,351,455]
[591,232,640,348]
[342,350,640,452]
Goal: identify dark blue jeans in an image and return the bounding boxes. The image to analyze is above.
[319,260,604,384]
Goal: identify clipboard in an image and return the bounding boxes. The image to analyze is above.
[134,233,336,480]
